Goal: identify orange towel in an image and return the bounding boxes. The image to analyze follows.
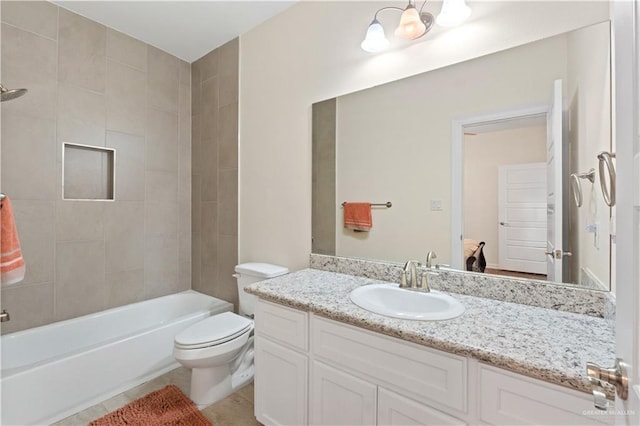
[1,196,25,285]
[343,202,372,232]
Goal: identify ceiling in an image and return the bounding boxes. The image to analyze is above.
[53,1,297,63]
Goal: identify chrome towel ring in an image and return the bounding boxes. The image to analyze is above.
[597,151,616,207]
[570,168,596,207]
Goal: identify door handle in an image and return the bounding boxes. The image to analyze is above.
[586,358,628,408]
[544,249,573,259]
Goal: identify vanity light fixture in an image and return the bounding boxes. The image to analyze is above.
[361,0,471,53]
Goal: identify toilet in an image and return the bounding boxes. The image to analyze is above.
[173,262,289,408]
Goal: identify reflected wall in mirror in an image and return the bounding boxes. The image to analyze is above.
[311,21,612,291]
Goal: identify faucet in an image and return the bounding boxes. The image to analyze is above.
[0,309,10,322]
[400,260,434,292]
[401,260,419,289]
[426,251,437,268]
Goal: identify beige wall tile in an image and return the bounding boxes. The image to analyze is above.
[179,60,191,86]
[217,234,239,307]
[1,1,58,40]
[191,114,202,175]
[192,175,202,233]
[179,233,191,265]
[106,59,147,136]
[1,113,56,200]
[106,131,145,201]
[201,201,218,265]
[191,62,202,116]
[104,201,144,273]
[105,269,144,308]
[218,169,238,236]
[145,201,178,237]
[57,83,106,150]
[218,38,239,78]
[106,28,147,71]
[200,262,218,296]
[178,261,191,292]
[58,8,106,93]
[218,102,238,169]
[56,200,104,242]
[147,46,179,112]
[1,23,57,120]
[201,138,218,202]
[0,282,54,334]
[180,83,192,119]
[146,170,178,202]
[219,72,239,109]
[10,200,55,286]
[144,236,179,299]
[55,240,106,320]
[191,233,202,290]
[199,49,219,82]
[146,108,179,172]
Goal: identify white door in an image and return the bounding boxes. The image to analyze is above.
[609,2,640,425]
[546,79,565,281]
[498,163,547,274]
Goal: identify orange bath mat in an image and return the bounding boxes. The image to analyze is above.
[89,385,212,426]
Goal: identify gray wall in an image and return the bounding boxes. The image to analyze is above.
[191,39,239,309]
[0,1,191,333]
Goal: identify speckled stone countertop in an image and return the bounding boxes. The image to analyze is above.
[246,269,615,397]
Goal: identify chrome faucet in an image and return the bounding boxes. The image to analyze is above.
[400,260,433,292]
[401,260,420,289]
[426,251,437,268]
[0,309,10,322]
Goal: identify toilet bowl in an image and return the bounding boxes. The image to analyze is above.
[173,262,288,408]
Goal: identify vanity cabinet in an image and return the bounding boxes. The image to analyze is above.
[254,299,612,426]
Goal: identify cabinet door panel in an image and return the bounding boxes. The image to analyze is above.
[310,361,377,426]
[479,365,612,425]
[378,388,467,426]
[255,300,308,351]
[255,336,307,425]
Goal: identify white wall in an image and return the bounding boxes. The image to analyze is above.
[566,22,612,289]
[239,1,610,271]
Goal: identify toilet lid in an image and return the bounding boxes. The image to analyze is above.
[175,312,253,349]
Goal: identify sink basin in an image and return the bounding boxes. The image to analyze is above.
[349,284,465,321]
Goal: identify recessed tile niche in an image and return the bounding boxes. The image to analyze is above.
[63,143,115,201]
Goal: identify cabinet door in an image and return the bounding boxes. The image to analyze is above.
[378,388,467,426]
[310,361,377,426]
[255,336,308,425]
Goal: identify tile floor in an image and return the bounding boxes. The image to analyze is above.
[53,367,261,425]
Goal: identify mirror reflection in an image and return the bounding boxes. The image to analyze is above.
[312,21,612,291]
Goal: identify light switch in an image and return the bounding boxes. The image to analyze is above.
[430,199,442,211]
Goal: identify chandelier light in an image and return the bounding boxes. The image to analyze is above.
[361,0,472,53]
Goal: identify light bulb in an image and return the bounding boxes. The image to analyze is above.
[436,0,471,27]
[361,19,390,53]
[394,4,427,40]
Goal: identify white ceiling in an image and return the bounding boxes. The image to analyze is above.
[53,1,297,62]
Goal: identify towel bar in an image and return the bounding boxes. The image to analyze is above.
[341,202,392,208]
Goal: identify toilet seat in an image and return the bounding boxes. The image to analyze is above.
[175,312,253,350]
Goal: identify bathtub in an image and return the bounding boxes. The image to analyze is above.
[1,290,232,425]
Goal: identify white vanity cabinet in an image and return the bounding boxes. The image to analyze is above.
[254,300,309,425]
[253,299,612,426]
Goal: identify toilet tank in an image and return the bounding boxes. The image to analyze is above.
[235,263,289,317]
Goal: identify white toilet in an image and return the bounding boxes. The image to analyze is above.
[173,262,288,408]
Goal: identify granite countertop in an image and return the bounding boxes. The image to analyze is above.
[246,268,615,397]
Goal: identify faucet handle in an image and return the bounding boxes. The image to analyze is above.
[400,270,409,288]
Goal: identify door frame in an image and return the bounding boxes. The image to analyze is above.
[451,105,549,270]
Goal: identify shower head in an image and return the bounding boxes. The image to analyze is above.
[0,84,28,102]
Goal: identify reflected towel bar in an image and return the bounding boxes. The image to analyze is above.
[341,202,392,208]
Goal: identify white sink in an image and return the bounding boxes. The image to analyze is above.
[349,284,465,321]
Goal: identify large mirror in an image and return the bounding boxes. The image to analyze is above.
[312,21,613,291]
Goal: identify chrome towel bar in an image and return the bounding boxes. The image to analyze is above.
[341,201,392,208]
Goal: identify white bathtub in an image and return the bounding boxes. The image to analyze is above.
[1,290,232,425]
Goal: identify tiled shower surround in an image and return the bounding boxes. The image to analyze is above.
[190,40,240,308]
[0,2,193,333]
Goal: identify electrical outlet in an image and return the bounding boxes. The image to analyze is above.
[430,199,442,211]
